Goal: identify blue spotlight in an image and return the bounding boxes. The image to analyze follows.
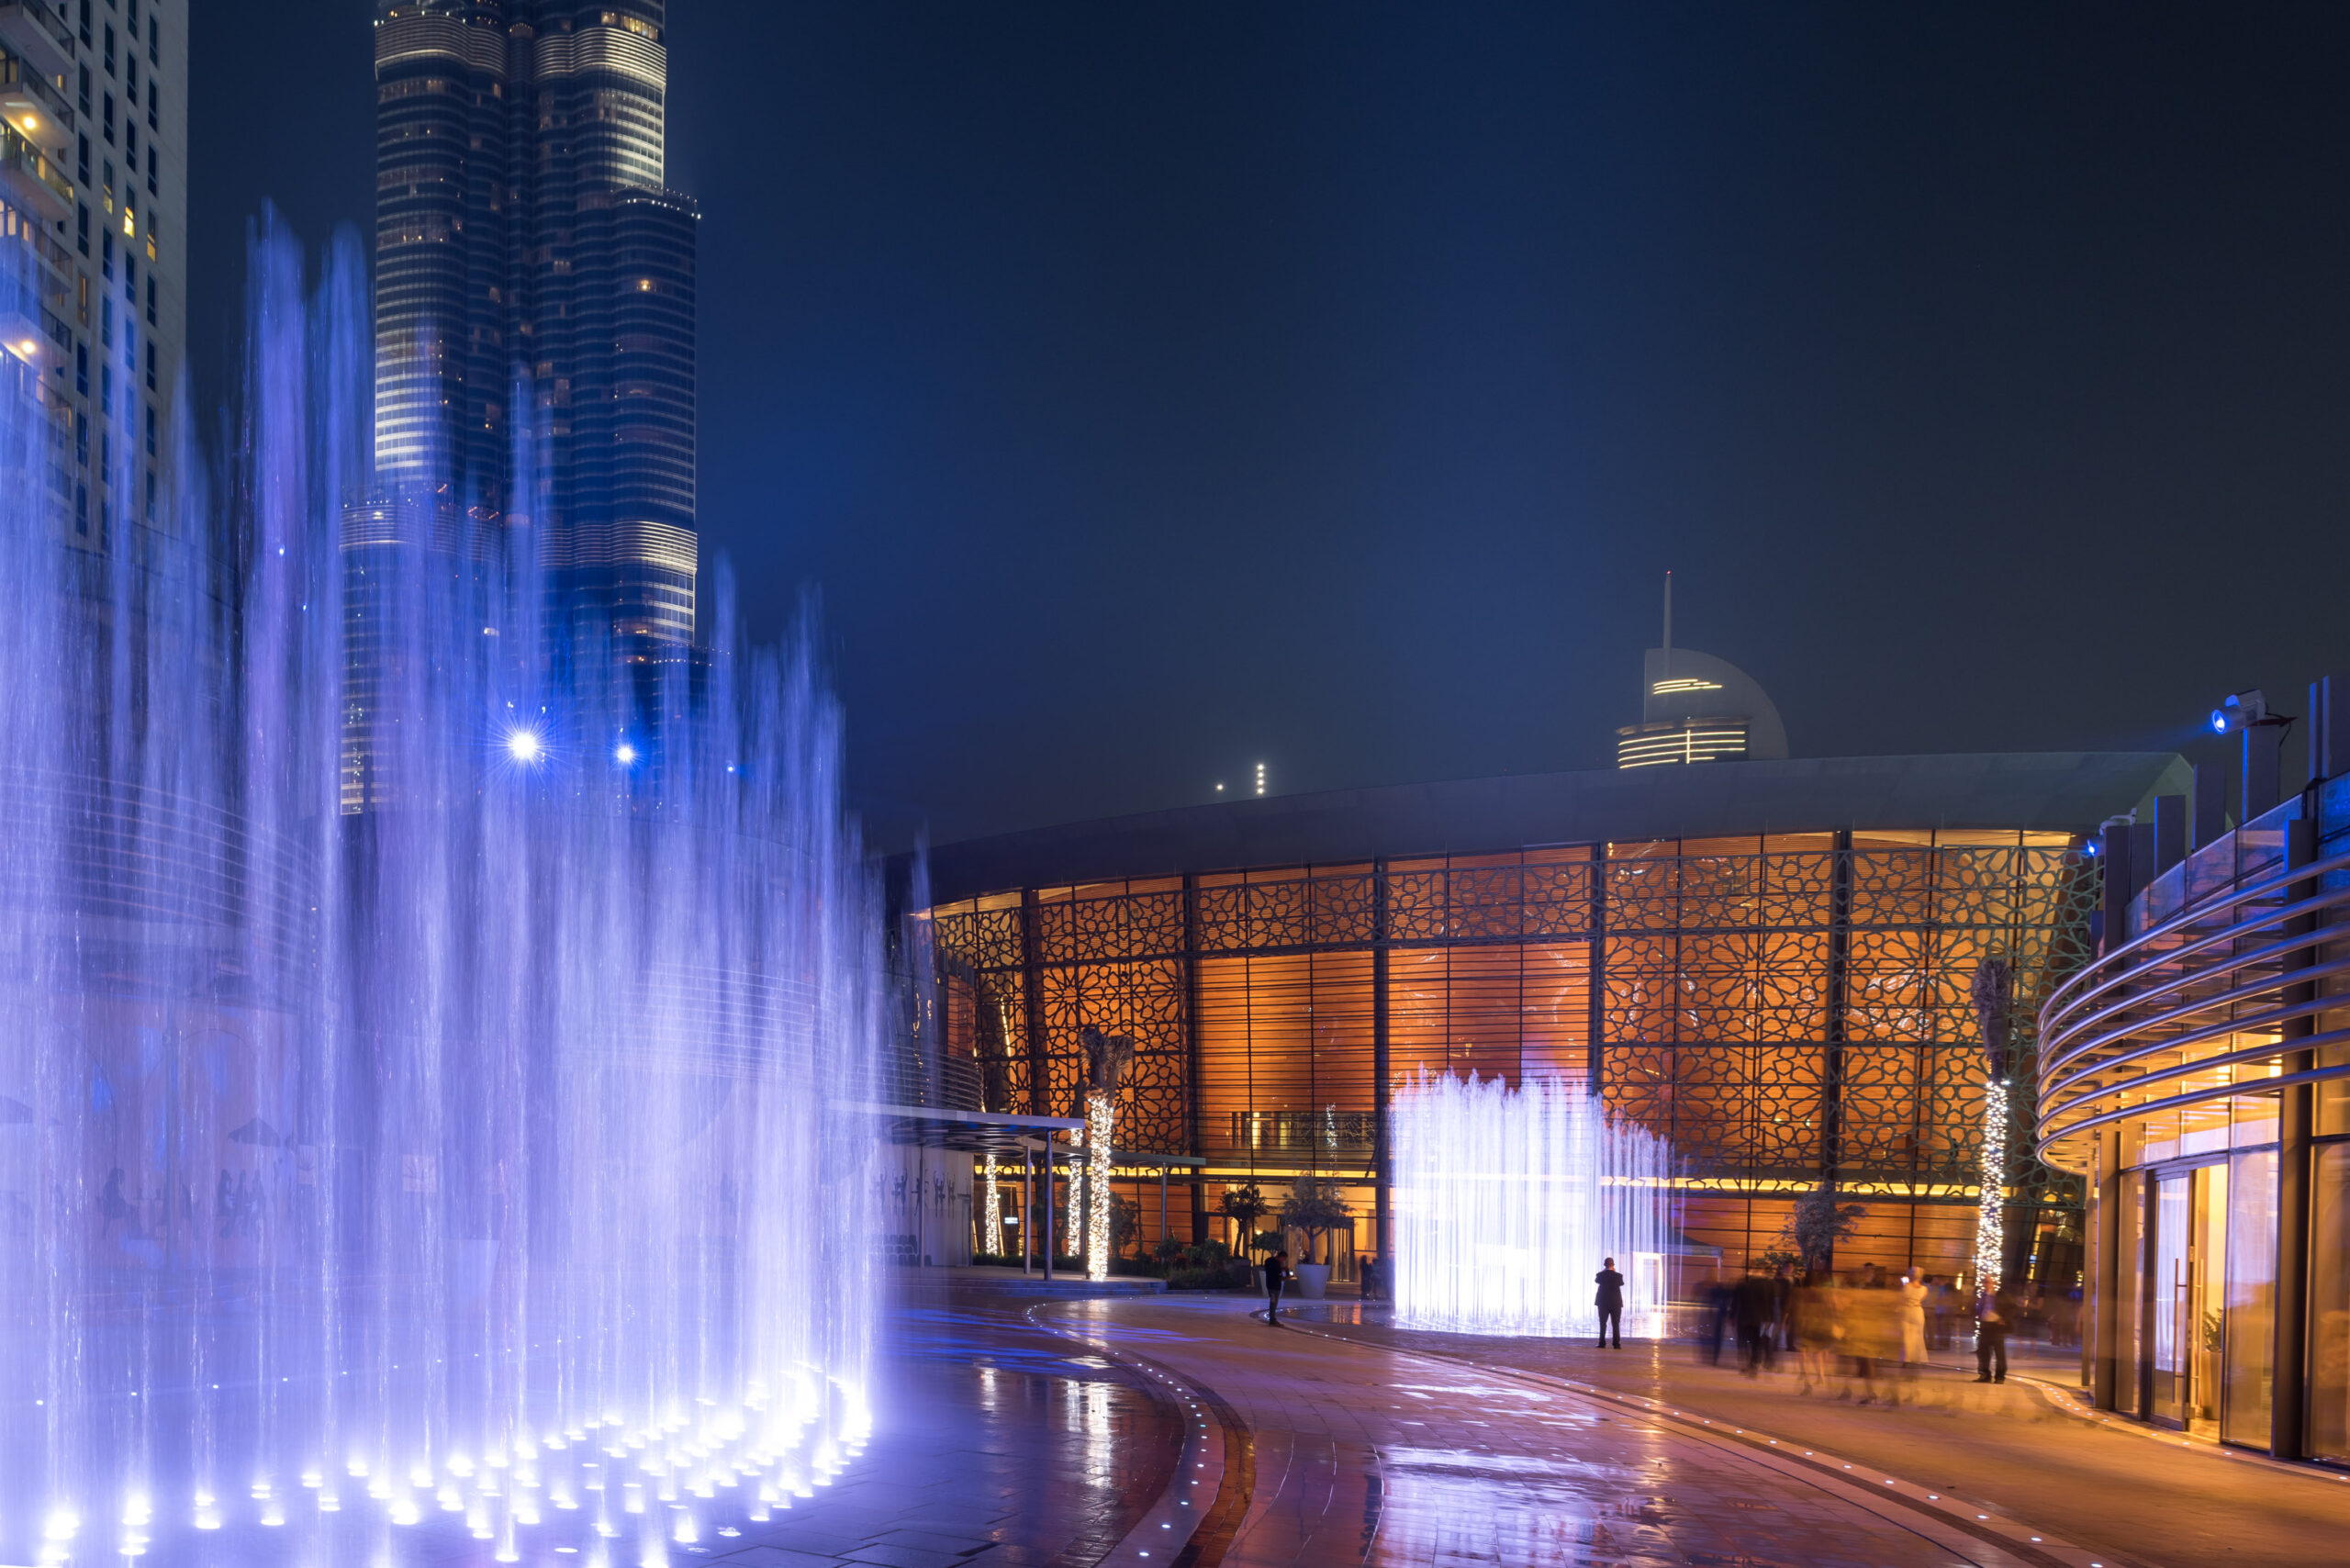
[615,742,638,766]
[506,728,544,764]
[2210,689,2269,737]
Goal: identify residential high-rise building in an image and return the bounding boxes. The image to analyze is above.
[367,0,698,644]
[0,0,187,554]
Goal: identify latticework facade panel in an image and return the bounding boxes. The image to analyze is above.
[921,831,2092,1252]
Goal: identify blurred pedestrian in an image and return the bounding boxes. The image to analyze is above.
[1263,1249,1291,1326]
[1704,1278,1732,1364]
[1733,1271,1775,1375]
[1595,1256,1625,1349]
[1790,1279,1837,1393]
[1845,1277,1902,1405]
[1897,1271,1929,1367]
[1772,1261,1796,1351]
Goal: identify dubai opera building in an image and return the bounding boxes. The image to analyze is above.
[909,647,2188,1296]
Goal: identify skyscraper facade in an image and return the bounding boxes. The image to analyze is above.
[0,0,187,554]
[369,0,698,647]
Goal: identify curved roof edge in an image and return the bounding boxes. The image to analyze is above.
[912,751,2189,907]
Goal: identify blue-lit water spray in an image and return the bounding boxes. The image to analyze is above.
[0,223,882,1563]
[1391,1072,1673,1338]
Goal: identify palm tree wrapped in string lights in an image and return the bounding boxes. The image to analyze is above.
[1080,1027,1136,1282]
[1970,958,2015,1298]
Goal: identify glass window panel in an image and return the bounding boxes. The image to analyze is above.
[1517,943,1589,1082]
[2117,1170,2146,1417]
[2221,1147,2277,1449]
[2311,1144,2350,1463]
[2152,1175,2190,1425]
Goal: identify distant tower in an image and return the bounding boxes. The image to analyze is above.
[353,0,699,812]
[1615,572,1787,768]
[368,0,698,647]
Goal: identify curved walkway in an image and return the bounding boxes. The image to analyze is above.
[1039,1294,2140,1568]
[1277,1306,2349,1568]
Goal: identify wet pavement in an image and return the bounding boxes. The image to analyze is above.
[1040,1294,2138,1568]
[1264,1303,2350,1568]
[687,1284,2349,1568]
[706,1282,1185,1568]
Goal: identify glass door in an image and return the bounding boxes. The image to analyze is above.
[2151,1173,2189,1427]
[2188,1163,2226,1436]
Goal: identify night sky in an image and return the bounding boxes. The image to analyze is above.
[194,4,2350,846]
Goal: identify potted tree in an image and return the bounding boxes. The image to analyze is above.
[1280,1178,1351,1300]
[1217,1183,1270,1254]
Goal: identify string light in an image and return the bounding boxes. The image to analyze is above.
[981,1149,1003,1256]
[1085,1092,1114,1282]
[1974,1079,2009,1296]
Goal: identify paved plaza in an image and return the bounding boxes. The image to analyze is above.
[688,1284,2350,1568]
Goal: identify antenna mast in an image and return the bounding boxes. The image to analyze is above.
[1662,569,1673,680]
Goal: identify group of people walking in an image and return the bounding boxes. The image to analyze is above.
[1259,1246,2031,1394]
[1697,1262,2030,1397]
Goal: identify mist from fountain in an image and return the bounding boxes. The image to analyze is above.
[1391,1071,1673,1338]
[0,219,883,1563]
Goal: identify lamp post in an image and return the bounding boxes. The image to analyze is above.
[1081,1027,1135,1283]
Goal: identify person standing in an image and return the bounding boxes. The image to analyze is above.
[1975,1282,2018,1383]
[1263,1249,1292,1326]
[1595,1256,1626,1349]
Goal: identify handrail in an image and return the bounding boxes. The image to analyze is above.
[2036,1048,2350,1164]
[2042,970,2350,1103]
[2041,883,2349,1051]
[2040,939,2350,1092]
[2040,841,2350,1024]
[2038,1017,2350,1138]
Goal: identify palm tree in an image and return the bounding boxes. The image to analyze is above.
[1217,1183,1270,1254]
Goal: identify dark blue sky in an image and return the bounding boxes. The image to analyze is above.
[196,4,2350,845]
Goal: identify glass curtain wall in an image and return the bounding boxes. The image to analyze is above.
[2222,1148,2277,1448]
[2313,1143,2350,1464]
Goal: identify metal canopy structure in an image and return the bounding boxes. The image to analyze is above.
[845,1101,1079,1153]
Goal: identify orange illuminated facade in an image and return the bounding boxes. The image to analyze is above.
[912,754,2172,1287]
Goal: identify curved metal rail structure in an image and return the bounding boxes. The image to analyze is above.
[2036,838,2346,1171]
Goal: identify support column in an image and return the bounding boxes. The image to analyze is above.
[1184,872,1209,1245]
[1372,858,1392,1262]
[1042,1142,1056,1282]
[1023,1146,1034,1276]
[1021,889,1048,1117]
[2091,1127,2121,1407]
[1587,842,1607,1093]
[1822,831,1853,1199]
[2274,815,2319,1458]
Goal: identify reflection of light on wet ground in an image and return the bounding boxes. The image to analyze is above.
[1374,1445,1610,1566]
[1393,1384,1550,1400]
[1382,1448,1572,1474]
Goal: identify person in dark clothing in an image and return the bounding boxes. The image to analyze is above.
[1975,1282,2019,1383]
[1359,1255,1382,1303]
[1732,1271,1776,1374]
[1595,1257,1626,1349]
[1704,1280,1732,1363]
[1263,1250,1291,1325]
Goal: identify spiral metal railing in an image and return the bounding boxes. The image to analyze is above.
[2036,835,2349,1170]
